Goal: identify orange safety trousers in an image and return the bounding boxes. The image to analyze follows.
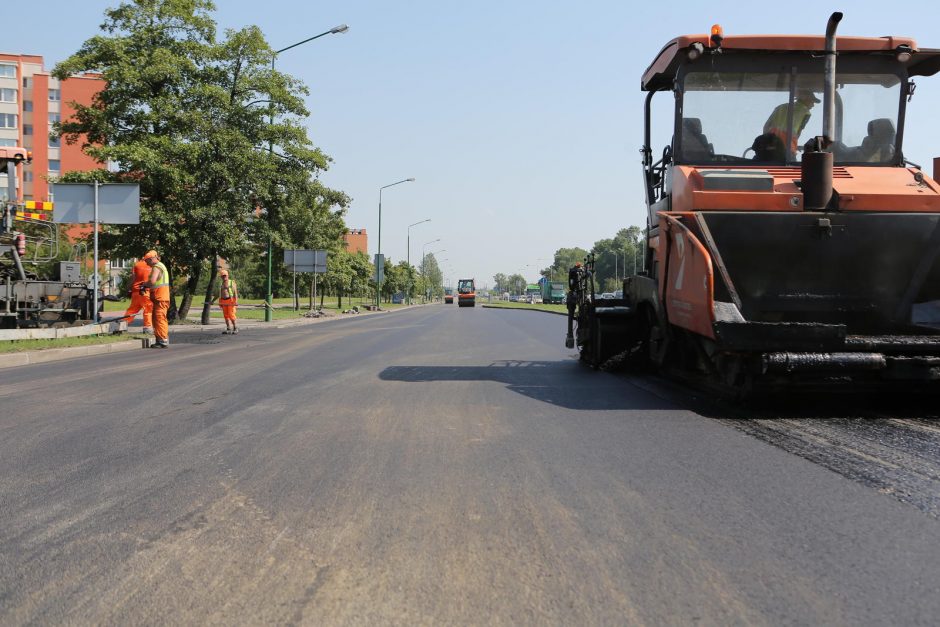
[219,298,237,322]
[152,296,170,343]
[123,292,153,328]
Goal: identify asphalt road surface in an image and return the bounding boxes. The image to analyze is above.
[2,305,940,625]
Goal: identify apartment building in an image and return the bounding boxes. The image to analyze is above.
[0,53,103,202]
[344,228,368,255]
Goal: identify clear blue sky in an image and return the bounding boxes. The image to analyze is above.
[6,1,940,286]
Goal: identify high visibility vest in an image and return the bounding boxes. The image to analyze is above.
[151,261,170,301]
[764,101,812,151]
[151,261,169,288]
[220,279,237,301]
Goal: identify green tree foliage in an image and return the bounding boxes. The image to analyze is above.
[507,273,526,295]
[492,273,508,294]
[52,0,347,322]
[420,253,443,300]
[591,226,643,290]
[540,247,588,282]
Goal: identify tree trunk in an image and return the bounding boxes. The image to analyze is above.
[201,261,218,325]
[176,264,202,321]
[338,288,343,309]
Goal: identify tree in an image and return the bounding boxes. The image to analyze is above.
[507,273,526,295]
[540,247,588,283]
[493,273,508,294]
[53,0,345,323]
[591,227,643,290]
[421,253,443,300]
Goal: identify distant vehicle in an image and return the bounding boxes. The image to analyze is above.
[392,292,405,304]
[509,294,519,303]
[525,284,541,303]
[501,292,510,301]
[444,287,454,304]
[541,280,566,304]
[530,295,543,304]
[457,278,476,307]
[599,292,615,300]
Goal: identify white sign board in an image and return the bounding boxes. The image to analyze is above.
[283,249,327,273]
[51,183,140,224]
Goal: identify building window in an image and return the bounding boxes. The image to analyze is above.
[49,160,60,172]
[22,77,31,88]
[24,171,33,182]
[49,135,60,148]
[48,113,60,124]
[0,88,16,103]
[48,89,61,101]
[0,64,15,78]
[0,113,17,129]
[0,138,16,147]
[22,124,32,135]
[23,100,32,112]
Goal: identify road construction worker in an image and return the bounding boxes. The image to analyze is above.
[761,88,820,160]
[141,250,170,348]
[121,257,153,333]
[218,269,239,335]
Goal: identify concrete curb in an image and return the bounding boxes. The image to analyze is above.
[0,339,140,370]
[481,304,567,316]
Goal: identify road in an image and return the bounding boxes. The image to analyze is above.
[2,305,940,625]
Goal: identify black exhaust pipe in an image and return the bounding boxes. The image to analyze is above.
[801,12,842,210]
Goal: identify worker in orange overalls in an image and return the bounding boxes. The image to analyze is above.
[218,269,239,335]
[141,250,170,348]
[121,257,153,334]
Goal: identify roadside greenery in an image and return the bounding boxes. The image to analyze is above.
[492,226,644,295]
[52,0,353,323]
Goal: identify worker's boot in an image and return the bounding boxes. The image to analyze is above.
[232,327,238,335]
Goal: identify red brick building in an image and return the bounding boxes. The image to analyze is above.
[0,53,104,202]
[344,228,368,255]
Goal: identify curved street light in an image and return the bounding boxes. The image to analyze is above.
[406,218,430,305]
[376,177,416,306]
[264,24,350,321]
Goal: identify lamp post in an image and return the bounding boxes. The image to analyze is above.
[407,218,430,305]
[376,177,415,306]
[265,24,349,322]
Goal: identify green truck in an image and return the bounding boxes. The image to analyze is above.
[541,280,566,304]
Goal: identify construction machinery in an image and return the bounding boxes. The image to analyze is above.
[1,147,103,328]
[567,14,940,392]
[457,278,476,307]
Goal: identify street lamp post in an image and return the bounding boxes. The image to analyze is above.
[265,24,349,322]
[407,218,430,305]
[376,178,415,306]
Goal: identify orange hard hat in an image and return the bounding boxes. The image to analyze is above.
[143,250,158,260]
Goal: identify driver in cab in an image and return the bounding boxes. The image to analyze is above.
[761,88,820,160]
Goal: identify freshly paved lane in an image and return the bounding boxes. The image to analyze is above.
[2,305,940,625]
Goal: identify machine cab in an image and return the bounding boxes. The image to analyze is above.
[457,278,476,307]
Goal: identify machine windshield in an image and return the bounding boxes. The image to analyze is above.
[457,279,475,294]
[679,70,902,165]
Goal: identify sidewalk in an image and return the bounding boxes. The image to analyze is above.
[0,303,430,369]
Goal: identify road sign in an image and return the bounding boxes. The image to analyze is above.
[374,253,384,284]
[51,183,140,224]
[283,249,327,273]
[49,182,141,324]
